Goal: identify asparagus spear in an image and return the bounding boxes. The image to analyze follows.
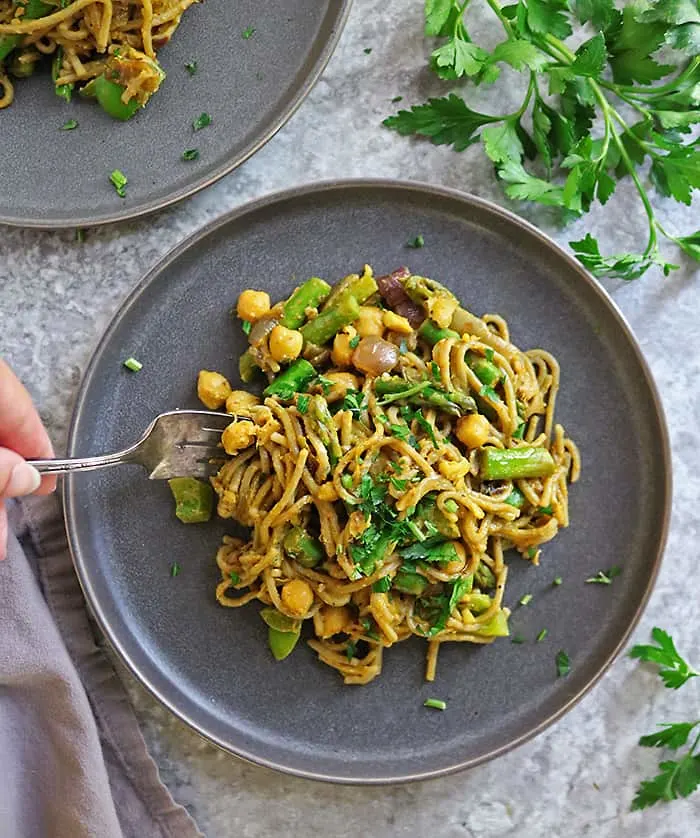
[281,277,332,329]
[374,376,475,415]
[309,395,342,465]
[466,352,501,386]
[300,293,360,346]
[418,319,460,346]
[481,447,555,480]
[322,271,378,310]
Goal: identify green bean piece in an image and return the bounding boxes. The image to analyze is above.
[239,350,259,383]
[268,626,301,660]
[283,527,325,568]
[481,447,555,480]
[168,477,214,524]
[462,592,492,614]
[300,293,360,346]
[323,271,378,310]
[476,609,510,637]
[393,570,428,596]
[281,277,332,329]
[260,607,300,633]
[263,358,317,400]
[417,319,460,346]
[466,351,501,386]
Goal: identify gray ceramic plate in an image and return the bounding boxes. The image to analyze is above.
[0,0,349,228]
[65,180,670,783]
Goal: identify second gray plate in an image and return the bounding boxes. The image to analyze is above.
[65,180,670,783]
[0,0,350,228]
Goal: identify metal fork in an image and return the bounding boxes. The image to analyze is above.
[28,410,235,479]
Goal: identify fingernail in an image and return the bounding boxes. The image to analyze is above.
[6,463,42,497]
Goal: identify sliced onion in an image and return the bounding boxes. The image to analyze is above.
[248,315,279,347]
[376,268,425,328]
[352,337,399,377]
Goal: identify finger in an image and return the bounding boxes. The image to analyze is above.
[0,504,7,561]
[0,359,55,459]
[0,447,42,499]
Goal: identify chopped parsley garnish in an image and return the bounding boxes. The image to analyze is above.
[229,571,240,585]
[185,60,198,75]
[511,634,525,644]
[553,576,563,586]
[526,546,537,559]
[537,504,554,516]
[182,148,200,161]
[360,617,380,641]
[519,593,533,606]
[512,423,526,439]
[349,335,360,349]
[372,576,392,593]
[241,319,252,335]
[170,562,180,577]
[424,698,447,710]
[407,234,425,248]
[242,26,256,39]
[109,169,127,198]
[60,119,78,131]
[413,410,439,448]
[586,566,622,585]
[296,394,310,414]
[556,650,571,677]
[390,476,408,492]
[480,384,499,402]
[363,47,372,54]
[391,95,403,103]
[192,112,212,131]
[342,389,365,419]
[346,641,357,661]
[74,228,85,243]
[315,375,334,395]
[123,357,142,372]
[430,360,440,381]
[485,348,494,363]
[537,628,548,643]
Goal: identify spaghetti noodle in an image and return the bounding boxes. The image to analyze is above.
[198,266,580,684]
[0,0,196,114]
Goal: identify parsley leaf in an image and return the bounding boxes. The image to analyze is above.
[556,649,571,676]
[630,627,699,689]
[631,754,700,810]
[639,722,700,751]
[192,112,212,131]
[242,26,255,39]
[185,60,198,75]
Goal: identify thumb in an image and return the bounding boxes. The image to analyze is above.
[0,448,43,499]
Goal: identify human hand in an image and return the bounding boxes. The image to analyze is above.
[1,359,57,560]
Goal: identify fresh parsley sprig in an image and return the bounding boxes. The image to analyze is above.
[630,627,700,809]
[384,0,700,280]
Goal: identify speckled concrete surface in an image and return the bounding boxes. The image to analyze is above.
[2,1,700,835]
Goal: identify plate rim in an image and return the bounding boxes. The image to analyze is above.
[64,178,672,784]
[0,0,352,230]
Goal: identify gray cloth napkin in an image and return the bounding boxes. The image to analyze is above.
[0,494,203,838]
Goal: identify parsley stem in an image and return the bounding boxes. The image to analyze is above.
[611,57,700,96]
[542,33,575,64]
[484,0,515,38]
[598,81,653,119]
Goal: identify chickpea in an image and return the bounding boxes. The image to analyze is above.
[269,325,303,363]
[236,289,270,322]
[323,371,360,403]
[331,333,354,367]
[281,579,314,616]
[314,605,352,638]
[382,310,413,335]
[197,370,232,410]
[225,390,260,414]
[221,420,257,454]
[456,413,491,449]
[316,482,339,502]
[355,306,384,338]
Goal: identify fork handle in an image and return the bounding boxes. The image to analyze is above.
[27,450,137,475]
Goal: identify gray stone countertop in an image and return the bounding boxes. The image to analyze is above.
[2,1,700,835]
